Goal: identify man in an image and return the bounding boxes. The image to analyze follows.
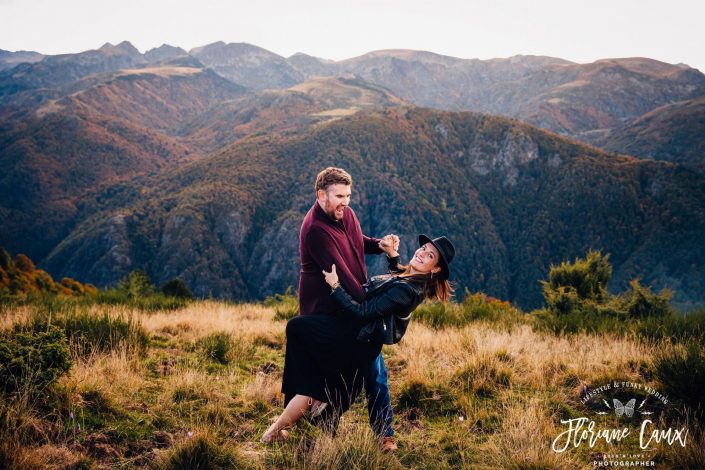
[298,166,399,452]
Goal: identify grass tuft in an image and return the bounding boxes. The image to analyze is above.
[654,341,705,418]
[198,332,234,364]
[156,432,252,470]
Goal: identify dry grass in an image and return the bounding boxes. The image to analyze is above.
[0,304,33,330]
[142,301,281,342]
[7,444,91,469]
[65,346,147,400]
[0,300,701,468]
[240,371,283,406]
[394,322,652,390]
[301,420,403,470]
[480,397,587,469]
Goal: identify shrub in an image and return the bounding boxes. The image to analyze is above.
[29,310,148,356]
[60,277,98,296]
[534,251,682,337]
[621,279,672,319]
[542,249,612,307]
[160,278,194,299]
[636,308,705,343]
[462,291,524,326]
[0,247,11,270]
[14,254,36,273]
[0,324,72,398]
[117,269,156,299]
[93,289,188,311]
[0,249,96,301]
[264,286,299,321]
[414,291,524,329]
[532,301,627,335]
[413,301,465,328]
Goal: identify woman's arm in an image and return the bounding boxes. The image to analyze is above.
[378,235,404,274]
[331,282,415,322]
[322,264,415,322]
[386,255,404,274]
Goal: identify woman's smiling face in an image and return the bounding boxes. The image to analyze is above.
[409,242,441,275]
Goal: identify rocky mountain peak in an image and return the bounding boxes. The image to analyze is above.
[144,44,188,63]
[190,41,285,65]
[98,41,143,59]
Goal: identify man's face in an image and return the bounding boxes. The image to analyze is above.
[317,183,351,221]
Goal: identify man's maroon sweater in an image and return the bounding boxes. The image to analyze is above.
[298,202,383,315]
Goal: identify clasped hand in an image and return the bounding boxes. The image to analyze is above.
[378,234,400,256]
[323,234,400,287]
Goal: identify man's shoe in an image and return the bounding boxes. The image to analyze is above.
[380,436,397,452]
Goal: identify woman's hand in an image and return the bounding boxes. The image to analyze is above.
[322,264,339,287]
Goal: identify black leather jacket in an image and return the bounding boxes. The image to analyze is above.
[330,255,426,344]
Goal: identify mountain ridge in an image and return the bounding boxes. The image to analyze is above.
[41,107,705,310]
[2,42,704,310]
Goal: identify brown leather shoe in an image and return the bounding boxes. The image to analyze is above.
[380,436,397,452]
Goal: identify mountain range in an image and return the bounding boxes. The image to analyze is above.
[1,41,704,310]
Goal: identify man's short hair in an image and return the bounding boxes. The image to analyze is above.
[315,167,352,192]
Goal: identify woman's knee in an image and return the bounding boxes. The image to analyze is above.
[286,316,306,338]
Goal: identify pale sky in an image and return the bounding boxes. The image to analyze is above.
[1,0,704,71]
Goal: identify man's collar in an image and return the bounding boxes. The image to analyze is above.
[313,201,343,225]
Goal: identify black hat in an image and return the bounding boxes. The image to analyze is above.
[418,235,455,280]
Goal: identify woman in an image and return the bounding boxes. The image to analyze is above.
[261,234,455,443]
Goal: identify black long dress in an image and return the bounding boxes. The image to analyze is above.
[282,312,381,413]
[281,268,424,417]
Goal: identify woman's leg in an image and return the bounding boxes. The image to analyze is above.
[261,394,309,442]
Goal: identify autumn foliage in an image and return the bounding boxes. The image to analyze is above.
[0,247,97,300]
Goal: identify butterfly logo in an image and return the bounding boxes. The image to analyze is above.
[613,398,636,418]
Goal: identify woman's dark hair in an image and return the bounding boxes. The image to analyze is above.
[396,264,453,303]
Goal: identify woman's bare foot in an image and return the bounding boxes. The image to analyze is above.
[260,394,317,444]
[260,427,289,444]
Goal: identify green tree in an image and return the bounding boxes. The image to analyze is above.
[118,269,156,299]
[160,278,194,299]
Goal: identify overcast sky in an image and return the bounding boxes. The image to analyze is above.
[2,0,704,71]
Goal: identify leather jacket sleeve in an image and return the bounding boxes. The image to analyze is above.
[330,281,416,323]
[387,255,404,274]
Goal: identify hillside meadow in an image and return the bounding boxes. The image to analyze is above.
[1,288,703,469]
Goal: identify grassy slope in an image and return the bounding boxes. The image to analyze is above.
[1,300,703,469]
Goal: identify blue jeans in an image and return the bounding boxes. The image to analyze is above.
[365,352,394,438]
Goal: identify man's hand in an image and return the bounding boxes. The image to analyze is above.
[322,264,340,287]
[379,234,400,256]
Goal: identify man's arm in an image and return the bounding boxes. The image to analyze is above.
[307,228,367,302]
[363,235,384,255]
